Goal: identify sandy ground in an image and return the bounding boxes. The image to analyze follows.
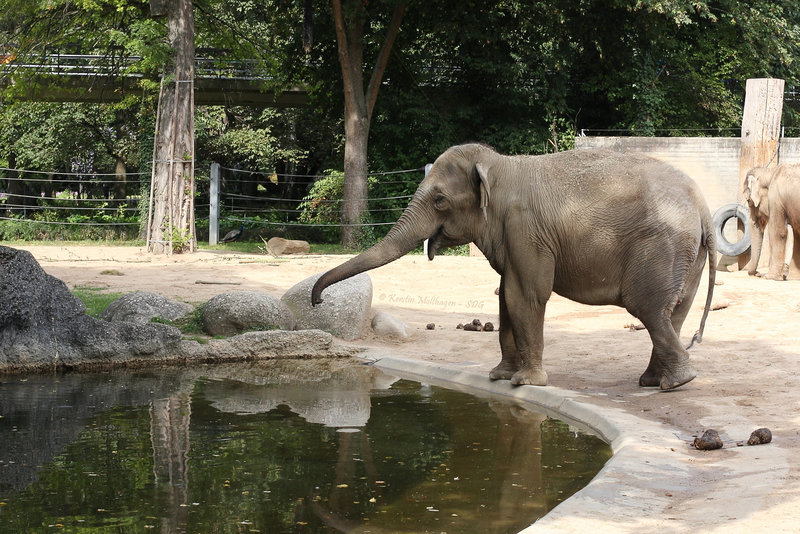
[13,244,800,532]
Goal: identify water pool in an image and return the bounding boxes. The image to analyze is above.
[0,360,610,533]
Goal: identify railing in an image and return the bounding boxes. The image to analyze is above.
[1,53,277,81]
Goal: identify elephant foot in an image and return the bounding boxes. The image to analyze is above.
[510,368,548,387]
[489,361,518,381]
[658,366,697,391]
[638,368,661,388]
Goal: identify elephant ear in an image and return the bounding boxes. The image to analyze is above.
[475,163,491,222]
[744,172,757,205]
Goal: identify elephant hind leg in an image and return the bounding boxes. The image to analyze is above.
[638,313,697,390]
[671,246,706,340]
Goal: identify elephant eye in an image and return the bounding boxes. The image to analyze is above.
[434,193,447,210]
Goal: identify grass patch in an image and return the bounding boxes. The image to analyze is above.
[150,306,206,336]
[71,286,124,317]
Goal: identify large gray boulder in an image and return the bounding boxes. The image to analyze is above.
[281,273,372,341]
[0,246,182,373]
[202,291,295,336]
[100,291,193,324]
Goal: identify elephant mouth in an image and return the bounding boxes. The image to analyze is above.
[427,225,462,260]
[427,226,444,260]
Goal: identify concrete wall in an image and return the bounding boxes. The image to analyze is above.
[574,136,800,215]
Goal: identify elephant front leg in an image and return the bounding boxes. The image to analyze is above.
[766,218,789,280]
[503,268,552,387]
[489,278,520,381]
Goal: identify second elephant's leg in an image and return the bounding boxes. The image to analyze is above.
[489,277,521,380]
[767,216,789,280]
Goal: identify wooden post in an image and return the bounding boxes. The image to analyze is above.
[209,163,220,245]
[738,78,784,270]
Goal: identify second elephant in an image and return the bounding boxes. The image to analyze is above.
[743,164,800,280]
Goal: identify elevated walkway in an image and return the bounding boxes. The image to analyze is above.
[0,54,307,107]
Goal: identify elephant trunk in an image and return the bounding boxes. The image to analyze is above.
[746,220,764,275]
[311,195,435,306]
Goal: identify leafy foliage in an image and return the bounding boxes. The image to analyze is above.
[2,0,800,246]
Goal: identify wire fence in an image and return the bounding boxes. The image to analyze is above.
[207,165,426,244]
[0,163,427,242]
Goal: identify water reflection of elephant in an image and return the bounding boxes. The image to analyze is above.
[488,401,549,529]
[308,395,552,533]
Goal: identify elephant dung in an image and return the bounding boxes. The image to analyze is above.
[747,427,772,446]
[693,429,723,450]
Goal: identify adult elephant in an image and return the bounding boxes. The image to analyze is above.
[743,164,800,280]
[312,144,716,390]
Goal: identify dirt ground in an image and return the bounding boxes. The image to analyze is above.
[14,244,800,531]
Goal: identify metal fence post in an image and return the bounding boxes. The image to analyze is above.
[210,162,220,245]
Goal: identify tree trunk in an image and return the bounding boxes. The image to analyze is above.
[147,0,196,254]
[332,0,405,249]
[341,93,370,248]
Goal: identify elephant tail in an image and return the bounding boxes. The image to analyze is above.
[686,213,716,350]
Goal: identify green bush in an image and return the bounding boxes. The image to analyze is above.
[297,170,347,244]
[0,218,141,241]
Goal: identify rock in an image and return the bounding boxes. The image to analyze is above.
[693,429,723,450]
[281,273,372,341]
[747,427,772,446]
[462,323,480,331]
[472,318,482,327]
[266,237,310,255]
[179,330,358,361]
[483,322,495,332]
[0,246,181,373]
[426,323,436,330]
[371,311,408,339]
[202,291,295,336]
[100,291,193,324]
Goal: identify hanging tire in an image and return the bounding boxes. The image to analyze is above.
[712,203,751,257]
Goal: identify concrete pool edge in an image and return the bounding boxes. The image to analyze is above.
[369,355,697,533]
